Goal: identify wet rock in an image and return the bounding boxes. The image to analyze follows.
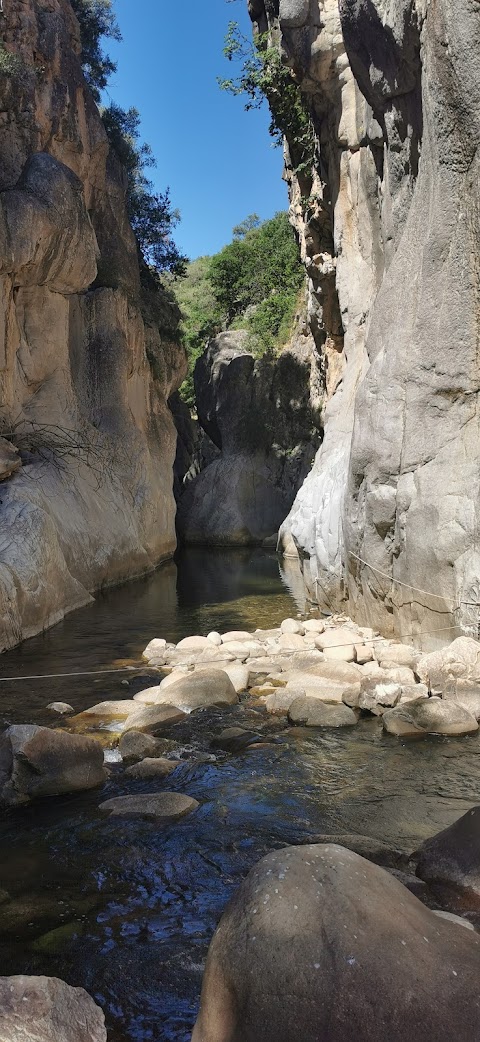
[0,974,106,1042]
[70,700,138,725]
[123,704,186,734]
[124,757,180,780]
[415,807,480,909]
[192,845,480,1042]
[288,698,358,727]
[382,697,479,737]
[118,731,177,764]
[46,702,74,715]
[0,725,106,806]
[442,681,480,721]
[99,792,199,822]
[211,728,273,753]
[137,669,238,713]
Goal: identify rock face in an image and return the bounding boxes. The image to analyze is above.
[0,0,186,652]
[0,974,106,1042]
[176,330,322,545]
[192,844,480,1042]
[0,725,106,806]
[249,0,480,648]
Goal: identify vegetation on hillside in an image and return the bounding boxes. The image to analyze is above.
[70,0,186,282]
[174,212,304,407]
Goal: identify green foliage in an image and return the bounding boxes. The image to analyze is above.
[172,257,224,407]
[70,0,120,101]
[219,23,315,174]
[101,103,188,280]
[209,211,304,326]
[174,212,304,406]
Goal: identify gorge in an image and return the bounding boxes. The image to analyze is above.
[1,1,480,1041]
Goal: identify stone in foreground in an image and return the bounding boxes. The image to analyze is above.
[99,792,199,822]
[382,697,478,737]
[192,844,480,1042]
[0,974,106,1041]
[0,725,106,806]
[415,806,480,909]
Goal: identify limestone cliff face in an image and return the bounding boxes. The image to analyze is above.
[249,0,480,648]
[0,0,186,652]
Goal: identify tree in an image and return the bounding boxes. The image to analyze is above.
[101,104,187,279]
[70,0,121,101]
[232,213,260,239]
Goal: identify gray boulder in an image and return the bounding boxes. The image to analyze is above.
[382,697,479,737]
[192,844,480,1042]
[118,731,177,764]
[137,669,238,713]
[124,758,180,780]
[288,697,358,727]
[0,974,106,1042]
[415,807,480,909]
[0,725,106,806]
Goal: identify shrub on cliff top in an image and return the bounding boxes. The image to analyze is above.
[70,0,120,101]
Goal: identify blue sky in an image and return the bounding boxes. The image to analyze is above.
[105,0,287,260]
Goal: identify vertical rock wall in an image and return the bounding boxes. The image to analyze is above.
[0,0,186,652]
[249,0,480,648]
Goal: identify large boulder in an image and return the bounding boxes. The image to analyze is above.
[0,974,106,1042]
[416,637,480,690]
[0,725,106,806]
[382,697,479,737]
[192,844,480,1042]
[415,807,480,909]
[136,670,238,713]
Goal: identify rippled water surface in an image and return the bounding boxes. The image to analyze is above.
[0,549,479,1040]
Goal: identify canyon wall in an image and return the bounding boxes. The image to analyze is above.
[0,0,186,652]
[249,0,480,648]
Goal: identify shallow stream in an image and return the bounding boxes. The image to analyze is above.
[0,549,479,1041]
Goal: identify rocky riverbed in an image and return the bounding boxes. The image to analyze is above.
[2,603,480,1039]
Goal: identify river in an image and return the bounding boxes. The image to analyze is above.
[0,549,479,1041]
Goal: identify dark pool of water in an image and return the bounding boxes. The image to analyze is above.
[0,549,479,1041]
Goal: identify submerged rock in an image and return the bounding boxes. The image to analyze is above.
[99,792,199,822]
[124,757,180,780]
[192,845,480,1042]
[0,974,106,1042]
[288,698,358,727]
[0,725,106,806]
